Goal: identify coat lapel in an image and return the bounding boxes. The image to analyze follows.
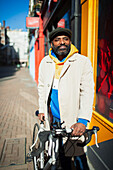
[60,54,78,78]
[46,57,55,82]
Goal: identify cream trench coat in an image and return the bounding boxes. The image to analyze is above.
[38,53,94,156]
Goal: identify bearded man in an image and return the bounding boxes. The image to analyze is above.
[38,27,94,170]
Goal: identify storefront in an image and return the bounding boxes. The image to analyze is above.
[81,0,113,169]
[26,12,44,84]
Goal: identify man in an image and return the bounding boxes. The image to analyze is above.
[38,27,94,169]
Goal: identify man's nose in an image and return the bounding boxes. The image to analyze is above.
[60,39,65,44]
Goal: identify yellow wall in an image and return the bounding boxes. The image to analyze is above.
[81,0,88,57]
[81,0,99,102]
[89,111,113,145]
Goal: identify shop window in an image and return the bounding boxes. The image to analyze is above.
[61,11,70,29]
[96,0,113,123]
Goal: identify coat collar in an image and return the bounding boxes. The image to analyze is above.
[49,44,78,64]
[46,52,79,63]
[46,53,79,79]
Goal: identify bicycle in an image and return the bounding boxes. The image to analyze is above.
[27,111,100,170]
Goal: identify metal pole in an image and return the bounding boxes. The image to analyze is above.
[74,0,81,52]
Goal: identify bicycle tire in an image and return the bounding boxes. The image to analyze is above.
[32,123,40,170]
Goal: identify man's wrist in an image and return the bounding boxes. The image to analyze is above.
[77,118,88,127]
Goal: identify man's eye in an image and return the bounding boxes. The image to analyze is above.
[64,38,69,41]
[54,39,59,42]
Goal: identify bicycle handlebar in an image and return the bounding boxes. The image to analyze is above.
[28,112,100,164]
[77,126,99,147]
[29,114,100,160]
[31,124,99,157]
[35,111,100,148]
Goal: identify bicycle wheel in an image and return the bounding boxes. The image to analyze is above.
[32,123,40,170]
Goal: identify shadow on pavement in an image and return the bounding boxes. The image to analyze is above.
[0,65,19,79]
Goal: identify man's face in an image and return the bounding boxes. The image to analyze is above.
[51,35,71,58]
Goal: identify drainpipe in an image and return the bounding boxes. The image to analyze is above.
[73,0,81,52]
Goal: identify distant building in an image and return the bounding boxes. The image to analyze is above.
[0,20,29,66]
[0,21,10,65]
[7,29,29,66]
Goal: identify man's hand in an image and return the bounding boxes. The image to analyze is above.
[70,123,86,136]
[38,113,45,121]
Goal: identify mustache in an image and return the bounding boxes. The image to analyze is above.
[52,43,70,56]
[57,44,68,50]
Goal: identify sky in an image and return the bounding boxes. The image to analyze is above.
[0,0,29,31]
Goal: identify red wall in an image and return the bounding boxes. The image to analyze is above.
[35,13,44,84]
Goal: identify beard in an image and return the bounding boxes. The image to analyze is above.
[52,43,70,57]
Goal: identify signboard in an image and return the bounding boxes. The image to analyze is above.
[26,17,40,29]
[57,19,65,28]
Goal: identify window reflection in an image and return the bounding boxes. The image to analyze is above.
[96,0,113,123]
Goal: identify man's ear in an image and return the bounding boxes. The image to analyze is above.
[51,42,53,47]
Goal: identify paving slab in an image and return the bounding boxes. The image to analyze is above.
[0,138,26,167]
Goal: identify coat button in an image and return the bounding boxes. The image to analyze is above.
[47,84,50,87]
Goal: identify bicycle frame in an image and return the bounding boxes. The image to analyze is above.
[30,122,45,169]
[30,122,60,170]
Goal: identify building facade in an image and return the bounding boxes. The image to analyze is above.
[27,0,44,83]
[28,0,113,169]
[7,29,29,66]
[0,21,9,65]
[0,21,29,66]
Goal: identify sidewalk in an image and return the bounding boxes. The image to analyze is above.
[0,66,39,170]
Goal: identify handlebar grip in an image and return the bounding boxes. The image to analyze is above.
[77,132,91,147]
[77,126,100,147]
[40,116,45,124]
[35,110,45,121]
[35,110,39,116]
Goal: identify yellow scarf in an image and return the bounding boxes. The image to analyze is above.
[49,44,78,79]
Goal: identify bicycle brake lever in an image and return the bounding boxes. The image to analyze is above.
[94,128,99,148]
[61,121,65,125]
